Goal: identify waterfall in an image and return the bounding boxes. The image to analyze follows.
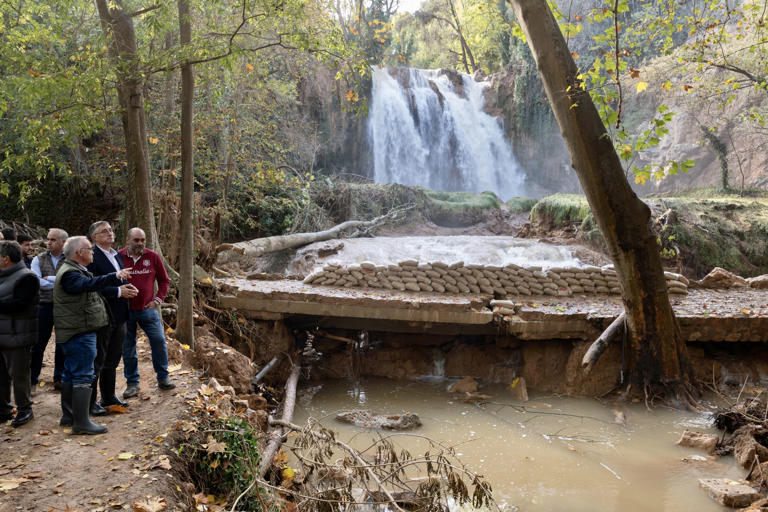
[368,67,526,200]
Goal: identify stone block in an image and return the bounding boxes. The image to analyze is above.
[698,478,762,507]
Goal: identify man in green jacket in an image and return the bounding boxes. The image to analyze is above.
[54,236,130,435]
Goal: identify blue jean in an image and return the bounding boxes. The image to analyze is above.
[60,333,97,386]
[123,308,169,385]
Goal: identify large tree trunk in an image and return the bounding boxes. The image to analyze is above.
[95,0,162,254]
[508,0,695,405]
[176,0,195,348]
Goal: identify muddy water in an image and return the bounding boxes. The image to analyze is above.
[294,378,741,511]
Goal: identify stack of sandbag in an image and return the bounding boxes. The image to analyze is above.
[303,261,689,296]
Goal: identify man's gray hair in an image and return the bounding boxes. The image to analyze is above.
[63,236,89,259]
[49,228,68,241]
[88,221,109,241]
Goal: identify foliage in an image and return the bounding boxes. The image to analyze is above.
[175,386,274,511]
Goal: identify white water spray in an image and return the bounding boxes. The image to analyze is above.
[368,67,526,200]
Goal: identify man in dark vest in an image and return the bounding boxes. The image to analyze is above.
[0,241,40,427]
[30,228,68,388]
[54,236,130,435]
[86,221,137,415]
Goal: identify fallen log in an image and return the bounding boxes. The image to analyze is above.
[216,204,414,265]
[582,312,626,374]
[257,364,300,478]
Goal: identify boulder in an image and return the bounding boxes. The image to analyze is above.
[699,478,762,507]
[747,275,768,289]
[677,430,719,453]
[697,267,749,289]
[336,410,422,430]
[449,376,478,393]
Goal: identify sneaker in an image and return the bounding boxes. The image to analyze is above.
[123,384,140,398]
[158,379,176,390]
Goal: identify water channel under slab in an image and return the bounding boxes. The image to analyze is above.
[293,378,742,512]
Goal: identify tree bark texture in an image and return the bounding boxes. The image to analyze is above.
[258,364,301,478]
[176,0,195,348]
[507,0,694,401]
[95,0,162,254]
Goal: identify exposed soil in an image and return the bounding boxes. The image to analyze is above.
[0,335,199,512]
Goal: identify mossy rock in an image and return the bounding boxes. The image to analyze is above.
[651,197,768,278]
[529,194,592,230]
[423,190,501,227]
[505,196,537,214]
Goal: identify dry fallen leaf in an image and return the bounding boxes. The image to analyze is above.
[106,404,128,414]
[22,472,45,479]
[0,478,27,491]
[132,497,167,512]
[118,452,135,460]
[204,436,226,454]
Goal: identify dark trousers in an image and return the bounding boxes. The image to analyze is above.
[30,303,64,384]
[0,346,33,415]
[95,322,126,375]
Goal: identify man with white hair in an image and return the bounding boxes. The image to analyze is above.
[30,228,68,388]
[54,236,130,435]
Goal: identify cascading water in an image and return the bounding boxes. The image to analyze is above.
[368,67,526,200]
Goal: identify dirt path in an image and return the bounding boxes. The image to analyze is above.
[0,335,198,512]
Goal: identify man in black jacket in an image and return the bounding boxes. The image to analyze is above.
[86,221,137,415]
[0,241,40,427]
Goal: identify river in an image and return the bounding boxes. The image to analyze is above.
[294,377,741,511]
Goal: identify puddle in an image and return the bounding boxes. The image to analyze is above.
[294,378,741,511]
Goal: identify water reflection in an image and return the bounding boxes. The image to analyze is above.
[294,378,741,512]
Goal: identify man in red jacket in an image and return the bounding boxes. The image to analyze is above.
[119,228,175,398]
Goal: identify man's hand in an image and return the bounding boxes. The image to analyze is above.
[144,298,161,309]
[119,283,138,299]
[116,268,131,280]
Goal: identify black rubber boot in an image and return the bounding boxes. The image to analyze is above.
[89,378,107,416]
[99,369,128,408]
[60,382,73,426]
[72,385,108,435]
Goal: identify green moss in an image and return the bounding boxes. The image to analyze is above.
[423,189,501,227]
[505,196,537,214]
[529,194,591,229]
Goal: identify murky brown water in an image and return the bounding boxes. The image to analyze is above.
[294,378,741,511]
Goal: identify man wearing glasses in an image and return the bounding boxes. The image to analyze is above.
[30,228,68,389]
[86,221,138,415]
[54,236,130,435]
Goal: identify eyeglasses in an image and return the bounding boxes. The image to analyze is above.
[95,228,113,235]
[78,247,94,253]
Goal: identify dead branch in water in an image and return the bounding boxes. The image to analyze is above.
[257,363,300,478]
[582,312,626,374]
[216,204,416,265]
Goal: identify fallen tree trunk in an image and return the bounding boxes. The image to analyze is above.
[216,205,414,265]
[582,312,626,374]
[257,364,300,478]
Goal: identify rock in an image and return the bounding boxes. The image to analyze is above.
[508,376,528,401]
[335,410,422,430]
[677,430,719,453]
[449,376,478,393]
[747,275,768,289]
[740,497,768,511]
[697,267,749,289]
[238,393,268,410]
[698,478,762,507]
[733,425,768,468]
[194,327,254,394]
